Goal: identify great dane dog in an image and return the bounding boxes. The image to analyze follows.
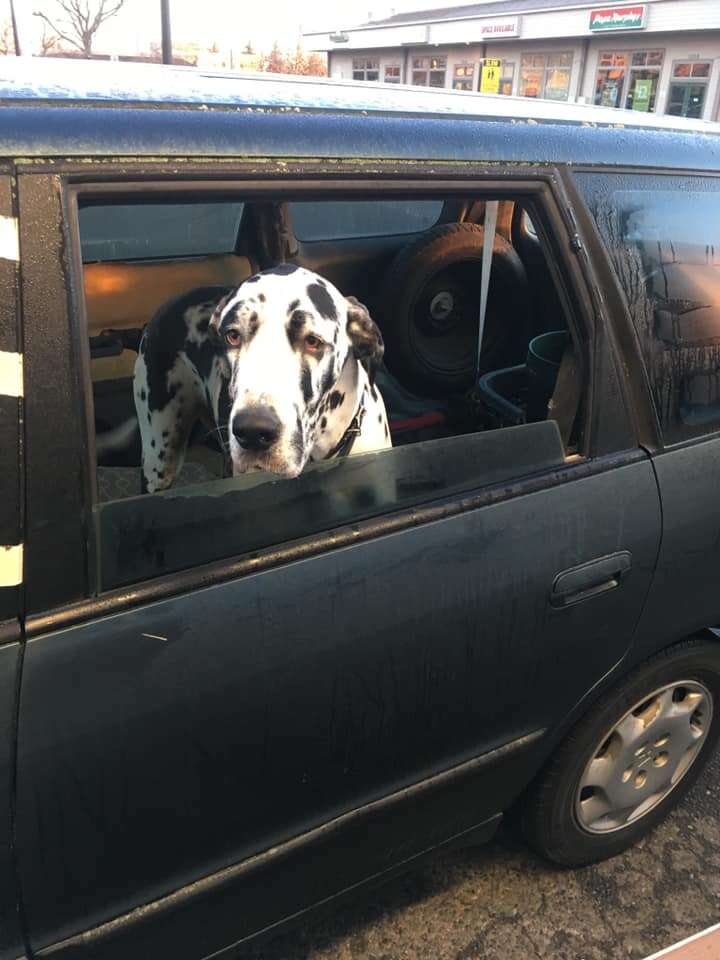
[133,265,391,493]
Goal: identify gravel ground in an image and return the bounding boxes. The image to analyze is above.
[238,747,720,960]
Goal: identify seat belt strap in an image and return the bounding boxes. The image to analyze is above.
[477,200,498,379]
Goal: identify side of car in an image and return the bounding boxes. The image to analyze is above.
[0,125,719,960]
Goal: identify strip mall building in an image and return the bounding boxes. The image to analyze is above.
[305,0,720,121]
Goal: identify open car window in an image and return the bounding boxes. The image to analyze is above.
[76,189,586,592]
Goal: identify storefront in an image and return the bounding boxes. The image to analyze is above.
[307,0,720,122]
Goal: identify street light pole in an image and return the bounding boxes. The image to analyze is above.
[160,0,172,64]
[9,0,21,55]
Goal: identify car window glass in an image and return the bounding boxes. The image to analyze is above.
[80,202,244,261]
[79,193,584,591]
[576,173,720,444]
[289,200,443,241]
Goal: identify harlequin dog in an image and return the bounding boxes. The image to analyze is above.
[133,265,391,493]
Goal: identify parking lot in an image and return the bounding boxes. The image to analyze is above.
[241,748,720,960]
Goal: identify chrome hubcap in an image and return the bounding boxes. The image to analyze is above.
[575,680,713,834]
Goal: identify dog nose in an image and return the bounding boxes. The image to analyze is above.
[232,407,281,451]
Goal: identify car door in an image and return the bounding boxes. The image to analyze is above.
[13,167,662,960]
[573,170,720,658]
[0,170,26,960]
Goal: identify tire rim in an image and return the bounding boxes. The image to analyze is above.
[575,680,713,835]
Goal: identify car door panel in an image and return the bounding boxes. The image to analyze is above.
[17,456,660,955]
[0,643,23,960]
[0,170,25,960]
[634,437,720,657]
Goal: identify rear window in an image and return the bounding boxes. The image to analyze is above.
[576,172,720,444]
[289,199,443,242]
[79,202,244,262]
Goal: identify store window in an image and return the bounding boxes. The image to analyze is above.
[499,61,515,96]
[412,56,447,88]
[520,52,572,101]
[594,49,663,112]
[626,49,663,111]
[453,63,475,91]
[667,61,712,119]
[594,51,627,108]
[384,64,401,83]
[352,58,380,82]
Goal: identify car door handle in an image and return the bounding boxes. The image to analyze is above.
[551,552,632,608]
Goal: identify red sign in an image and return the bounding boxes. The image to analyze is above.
[589,5,646,31]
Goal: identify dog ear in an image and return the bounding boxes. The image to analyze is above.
[208,292,233,345]
[346,296,384,385]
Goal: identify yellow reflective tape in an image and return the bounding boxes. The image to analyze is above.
[0,544,22,587]
[0,215,19,263]
[0,352,23,398]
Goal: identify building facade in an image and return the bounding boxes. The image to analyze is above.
[305,0,720,122]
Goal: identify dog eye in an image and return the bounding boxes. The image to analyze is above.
[225,330,242,347]
[304,334,323,351]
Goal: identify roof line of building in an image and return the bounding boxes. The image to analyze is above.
[303,0,668,36]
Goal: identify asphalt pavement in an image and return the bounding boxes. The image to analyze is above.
[239,747,720,960]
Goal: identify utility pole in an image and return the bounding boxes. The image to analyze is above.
[9,0,21,55]
[160,0,172,64]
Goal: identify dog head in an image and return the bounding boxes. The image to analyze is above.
[209,265,384,478]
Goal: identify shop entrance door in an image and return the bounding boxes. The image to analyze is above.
[667,82,707,119]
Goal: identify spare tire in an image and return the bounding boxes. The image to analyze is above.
[380,223,530,396]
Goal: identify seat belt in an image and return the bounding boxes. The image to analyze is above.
[476,200,498,380]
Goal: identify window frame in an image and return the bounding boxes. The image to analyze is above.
[352,57,380,82]
[24,165,602,627]
[411,56,447,87]
[383,64,401,83]
[593,47,665,112]
[666,59,712,119]
[520,50,574,101]
[499,61,516,96]
[453,62,476,92]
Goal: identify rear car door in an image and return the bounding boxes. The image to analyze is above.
[0,169,25,960]
[14,166,662,960]
[574,171,720,654]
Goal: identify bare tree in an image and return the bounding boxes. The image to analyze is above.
[0,21,15,55]
[33,0,126,57]
[38,22,59,55]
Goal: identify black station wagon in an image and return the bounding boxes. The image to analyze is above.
[1,57,720,960]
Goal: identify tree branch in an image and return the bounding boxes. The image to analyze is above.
[33,0,126,56]
[32,10,85,52]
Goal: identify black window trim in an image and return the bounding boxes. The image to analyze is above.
[26,166,600,632]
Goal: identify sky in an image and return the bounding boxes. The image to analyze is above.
[6,0,489,57]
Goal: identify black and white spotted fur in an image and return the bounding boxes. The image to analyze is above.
[134,265,391,493]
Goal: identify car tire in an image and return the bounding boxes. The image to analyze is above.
[379,223,530,397]
[520,636,720,867]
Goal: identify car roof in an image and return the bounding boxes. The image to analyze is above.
[2,58,719,172]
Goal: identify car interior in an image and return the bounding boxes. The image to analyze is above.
[80,192,584,509]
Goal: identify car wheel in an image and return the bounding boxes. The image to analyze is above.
[380,223,530,397]
[521,636,720,866]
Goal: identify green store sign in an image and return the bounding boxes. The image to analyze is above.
[589,5,647,31]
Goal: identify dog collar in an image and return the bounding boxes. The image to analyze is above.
[324,401,366,460]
